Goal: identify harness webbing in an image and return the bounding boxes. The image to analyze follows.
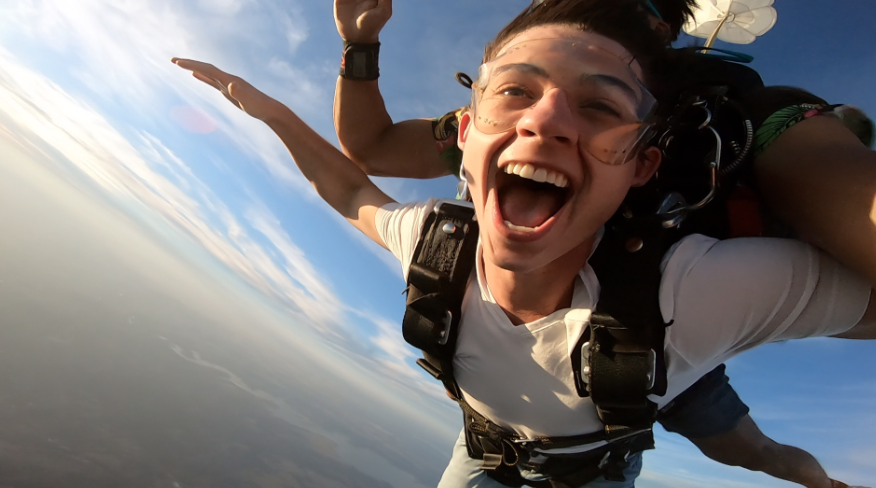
[403,200,479,400]
[402,200,673,487]
[583,212,673,431]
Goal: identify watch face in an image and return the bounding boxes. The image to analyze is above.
[343,47,379,80]
[349,51,370,79]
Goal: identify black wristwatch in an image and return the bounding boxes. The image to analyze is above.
[340,41,380,81]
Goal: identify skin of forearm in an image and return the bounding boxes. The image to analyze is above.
[691,416,832,488]
[265,104,376,219]
[333,77,394,171]
[757,443,832,488]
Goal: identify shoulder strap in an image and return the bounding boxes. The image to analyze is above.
[402,200,478,398]
[580,214,673,430]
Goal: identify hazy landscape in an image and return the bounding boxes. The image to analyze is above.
[1,0,874,485]
[0,136,451,488]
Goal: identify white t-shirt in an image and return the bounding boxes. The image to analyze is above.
[376,198,871,450]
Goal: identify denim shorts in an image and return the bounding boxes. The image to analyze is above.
[656,364,750,439]
[436,429,643,488]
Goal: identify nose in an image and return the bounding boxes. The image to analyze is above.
[515,88,578,147]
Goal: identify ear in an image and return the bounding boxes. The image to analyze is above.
[631,146,661,187]
[458,111,473,151]
[652,20,672,42]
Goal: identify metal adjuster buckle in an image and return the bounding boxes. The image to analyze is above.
[585,344,658,392]
[437,310,452,345]
[481,453,503,470]
[644,349,657,391]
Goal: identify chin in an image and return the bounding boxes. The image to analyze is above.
[484,237,559,273]
[483,239,535,272]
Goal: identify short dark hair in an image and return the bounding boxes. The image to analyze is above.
[649,0,698,41]
[484,0,668,85]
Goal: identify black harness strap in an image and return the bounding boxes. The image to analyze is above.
[582,214,673,434]
[403,200,478,400]
[401,201,673,487]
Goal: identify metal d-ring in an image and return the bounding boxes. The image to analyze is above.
[692,100,713,130]
[657,124,722,224]
[685,125,722,212]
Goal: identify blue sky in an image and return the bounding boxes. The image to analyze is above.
[0,0,874,486]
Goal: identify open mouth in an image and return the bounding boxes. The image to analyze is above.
[496,163,572,233]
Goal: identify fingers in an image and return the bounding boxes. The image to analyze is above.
[191,70,220,89]
[199,73,242,110]
[172,58,243,110]
[172,58,232,86]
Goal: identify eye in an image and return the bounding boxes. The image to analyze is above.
[496,84,533,99]
[580,100,622,118]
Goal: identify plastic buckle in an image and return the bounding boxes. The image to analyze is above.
[416,358,442,380]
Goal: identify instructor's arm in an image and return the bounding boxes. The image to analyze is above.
[333,0,452,179]
[755,115,876,287]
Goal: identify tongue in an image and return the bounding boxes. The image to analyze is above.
[499,183,560,229]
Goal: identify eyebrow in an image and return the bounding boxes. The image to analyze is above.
[491,63,550,79]
[579,73,640,104]
[490,63,640,104]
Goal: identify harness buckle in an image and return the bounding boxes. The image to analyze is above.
[600,450,631,482]
[481,453,503,470]
[657,192,689,229]
[644,349,657,391]
[415,358,442,380]
[438,310,453,345]
[579,341,592,385]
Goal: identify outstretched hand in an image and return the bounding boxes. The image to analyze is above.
[334,0,392,43]
[171,58,285,122]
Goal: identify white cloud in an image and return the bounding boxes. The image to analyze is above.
[362,311,418,364]
[0,0,327,191]
[0,0,371,330]
[245,203,346,327]
[198,0,254,16]
[279,7,311,53]
[0,31,437,406]
[0,45,346,329]
[348,309,451,404]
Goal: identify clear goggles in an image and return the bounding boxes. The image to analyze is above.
[470,38,658,165]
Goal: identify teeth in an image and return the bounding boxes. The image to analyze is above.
[557,174,568,188]
[504,221,538,233]
[502,163,569,188]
